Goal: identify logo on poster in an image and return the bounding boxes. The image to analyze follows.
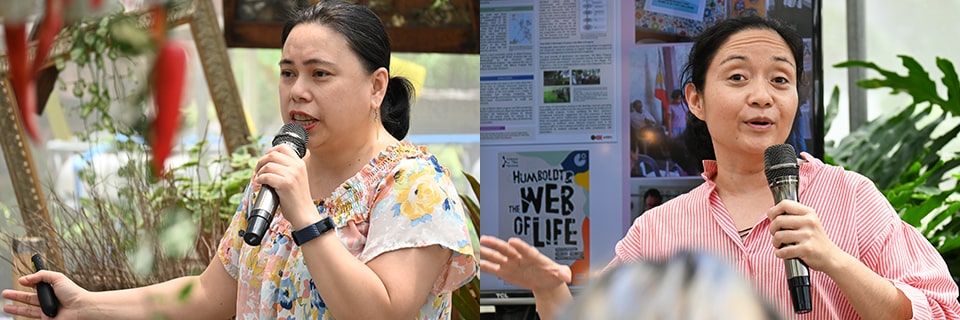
[501,155,519,168]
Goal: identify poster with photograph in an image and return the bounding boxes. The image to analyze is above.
[627,42,700,178]
[643,0,708,21]
[498,150,591,284]
[634,0,726,42]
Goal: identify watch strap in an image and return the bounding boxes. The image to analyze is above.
[292,216,336,246]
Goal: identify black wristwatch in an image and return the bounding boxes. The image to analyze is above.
[292,216,336,246]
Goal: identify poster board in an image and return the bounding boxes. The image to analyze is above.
[479,0,822,301]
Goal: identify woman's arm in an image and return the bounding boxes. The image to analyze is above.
[296,231,452,320]
[255,146,474,319]
[818,252,912,320]
[768,200,913,319]
[2,257,238,320]
[84,258,238,319]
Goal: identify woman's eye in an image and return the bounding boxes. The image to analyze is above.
[773,76,790,84]
[729,74,746,81]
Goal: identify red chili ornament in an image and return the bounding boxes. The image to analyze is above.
[150,42,186,176]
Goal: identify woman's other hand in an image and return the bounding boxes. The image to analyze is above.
[479,235,571,291]
[2,270,87,319]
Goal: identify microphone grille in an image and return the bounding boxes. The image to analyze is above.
[763,144,798,184]
[274,123,309,158]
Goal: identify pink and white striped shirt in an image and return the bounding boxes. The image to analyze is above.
[611,153,960,319]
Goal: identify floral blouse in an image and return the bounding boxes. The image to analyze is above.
[217,143,477,319]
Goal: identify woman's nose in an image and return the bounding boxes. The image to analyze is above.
[289,77,310,102]
[748,82,774,108]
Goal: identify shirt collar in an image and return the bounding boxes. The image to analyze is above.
[699,151,820,193]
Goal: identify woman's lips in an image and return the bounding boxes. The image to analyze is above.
[745,117,774,130]
[290,111,318,130]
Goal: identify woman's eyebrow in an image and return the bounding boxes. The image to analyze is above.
[718,55,747,66]
[278,58,335,67]
[772,56,795,67]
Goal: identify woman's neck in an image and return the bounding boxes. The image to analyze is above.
[712,149,768,197]
[304,127,397,199]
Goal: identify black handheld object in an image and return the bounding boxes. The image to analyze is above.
[764,144,812,314]
[31,253,60,318]
[243,123,309,246]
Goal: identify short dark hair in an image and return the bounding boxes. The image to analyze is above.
[670,89,682,100]
[680,16,805,163]
[643,188,662,201]
[281,0,413,140]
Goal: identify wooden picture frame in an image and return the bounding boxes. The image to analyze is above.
[222,0,479,53]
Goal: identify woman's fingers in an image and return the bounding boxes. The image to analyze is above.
[480,246,508,265]
[2,289,40,306]
[2,289,43,319]
[481,235,521,260]
[479,259,501,274]
[771,228,812,249]
[17,273,42,287]
[508,237,544,261]
[3,303,43,319]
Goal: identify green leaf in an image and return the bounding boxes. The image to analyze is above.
[938,57,960,114]
[900,188,953,227]
[925,202,960,237]
[837,56,947,107]
[939,235,960,254]
[464,172,480,202]
[177,282,195,301]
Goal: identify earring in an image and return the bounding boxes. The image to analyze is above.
[374,108,381,140]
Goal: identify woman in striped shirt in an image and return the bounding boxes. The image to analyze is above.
[480,16,960,320]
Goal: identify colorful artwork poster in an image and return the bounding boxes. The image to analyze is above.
[498,150,591,284]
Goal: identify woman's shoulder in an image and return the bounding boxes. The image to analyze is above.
[799,152,875,189]
[373,142,433,165]
[375,142,447,175]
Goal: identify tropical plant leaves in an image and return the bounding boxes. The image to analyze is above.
[831,55,960,279]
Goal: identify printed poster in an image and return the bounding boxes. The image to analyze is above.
[498,150,590,284]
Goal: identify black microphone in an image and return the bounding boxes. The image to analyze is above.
[764,144,812,314]
[243,123,309,246]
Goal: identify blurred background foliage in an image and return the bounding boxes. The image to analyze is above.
[826,55,960,281]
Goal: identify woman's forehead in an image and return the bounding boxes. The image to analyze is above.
[713,29,793,63]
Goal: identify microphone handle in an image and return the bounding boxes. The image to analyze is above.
[770,177,813,314]
[244,184,280,246]
[242,140,302,246]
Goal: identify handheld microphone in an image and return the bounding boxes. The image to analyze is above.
[243,122,309,246]
[764,144,812,314]
[31,253,60,318]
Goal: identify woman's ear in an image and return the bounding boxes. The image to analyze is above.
[370,67,389,110]
[685,83,705,120]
